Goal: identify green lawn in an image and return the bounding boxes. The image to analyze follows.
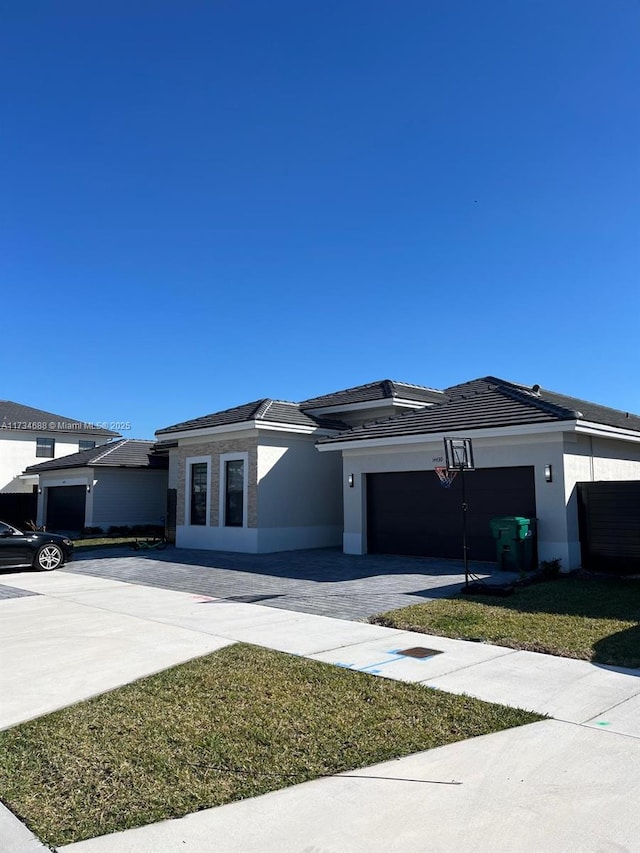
[371,576,640,668]
[72,536,151,549]
[73,536,138,550]
[0,644,541,847]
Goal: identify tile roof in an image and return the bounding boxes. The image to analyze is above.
[300,380,444,410]
[446,377,640,431]
[318,377,640,444]
[156,399,348,436]
[25,440,168,472]
[0,401,119,436]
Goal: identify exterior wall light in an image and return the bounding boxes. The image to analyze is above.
[544,465,553,483]
[348,473,354,488]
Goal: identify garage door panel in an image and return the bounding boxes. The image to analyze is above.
[46,486,86,532]
[367,467,536,561]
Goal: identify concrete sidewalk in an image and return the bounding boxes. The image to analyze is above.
[1,570,639,851]
[58,720,640,853]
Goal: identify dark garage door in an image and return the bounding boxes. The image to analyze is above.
[46,486,86,532]
[367,467,536,561]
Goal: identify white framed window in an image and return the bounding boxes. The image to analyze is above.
[219,452,248,528]
[36,437,55,458]
[185,456,211,526]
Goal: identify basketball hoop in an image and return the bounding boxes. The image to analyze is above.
[435,467,458,488]
[444,437,475,471]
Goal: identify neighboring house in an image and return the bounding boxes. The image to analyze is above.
[25,439,168,533]
[1,401,118,493]
[157,378,640,569]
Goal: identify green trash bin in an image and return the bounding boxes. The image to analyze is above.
[489,516,537,571]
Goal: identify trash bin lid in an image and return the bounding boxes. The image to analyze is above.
[490,516,530,525]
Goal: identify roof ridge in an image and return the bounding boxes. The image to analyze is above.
[91,438,128,463]
[300,379,443,407]
[392,381,444,394]
[253,399,307,419]
[495,384,583,419]
[253,399,273,419]
[529,386,639,421]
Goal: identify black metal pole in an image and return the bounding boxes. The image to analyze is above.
[461,467,469,589]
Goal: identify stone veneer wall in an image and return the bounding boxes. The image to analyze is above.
[175,437,259,528]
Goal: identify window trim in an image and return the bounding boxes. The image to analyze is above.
[36,437,55,458]
[219,451,249,528]
[185,456,211,527]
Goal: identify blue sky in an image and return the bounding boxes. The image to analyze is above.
[3,1,638,438]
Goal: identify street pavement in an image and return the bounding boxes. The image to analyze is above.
[0,558,638,852]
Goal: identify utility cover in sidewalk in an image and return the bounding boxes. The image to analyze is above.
[397,647,443,659]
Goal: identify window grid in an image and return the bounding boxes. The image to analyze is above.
[36,437,55,458]
[190,462,208,526]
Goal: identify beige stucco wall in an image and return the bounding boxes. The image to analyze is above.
[257,434,342,528]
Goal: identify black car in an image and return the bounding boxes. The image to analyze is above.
[0,521,74,571]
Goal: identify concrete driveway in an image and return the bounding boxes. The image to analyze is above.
[63,545,518,620]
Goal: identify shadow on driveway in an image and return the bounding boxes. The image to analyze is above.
[66,546,517,621]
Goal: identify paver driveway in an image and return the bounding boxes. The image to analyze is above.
[61,545,517,620]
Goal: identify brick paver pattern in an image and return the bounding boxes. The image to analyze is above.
[67,546,516,620]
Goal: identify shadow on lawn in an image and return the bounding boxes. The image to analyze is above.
[465,575,640,623]
[591,624,640,672]
[460,575,640,669]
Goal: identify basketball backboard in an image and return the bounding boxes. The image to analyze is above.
[444,437,475,471]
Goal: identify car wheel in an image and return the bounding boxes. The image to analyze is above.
[34,544,64,571]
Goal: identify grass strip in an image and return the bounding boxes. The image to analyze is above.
[0,643,541,846]
[72,537,158,550]
[371,577,640,667]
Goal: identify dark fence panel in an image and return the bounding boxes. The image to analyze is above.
[577,481,640,574]
[165,488,177,544]
[0,492,38,528]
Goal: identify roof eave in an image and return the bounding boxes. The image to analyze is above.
[574,420,640,443]
[302,399,434,416]
[156,419,343,442]
[317,419,576,451]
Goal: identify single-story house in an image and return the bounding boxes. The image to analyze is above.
[156,377,640,570]
[25,439,169,533]
[155,381,443,553]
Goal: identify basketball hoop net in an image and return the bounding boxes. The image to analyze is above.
[435,467,458,488]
